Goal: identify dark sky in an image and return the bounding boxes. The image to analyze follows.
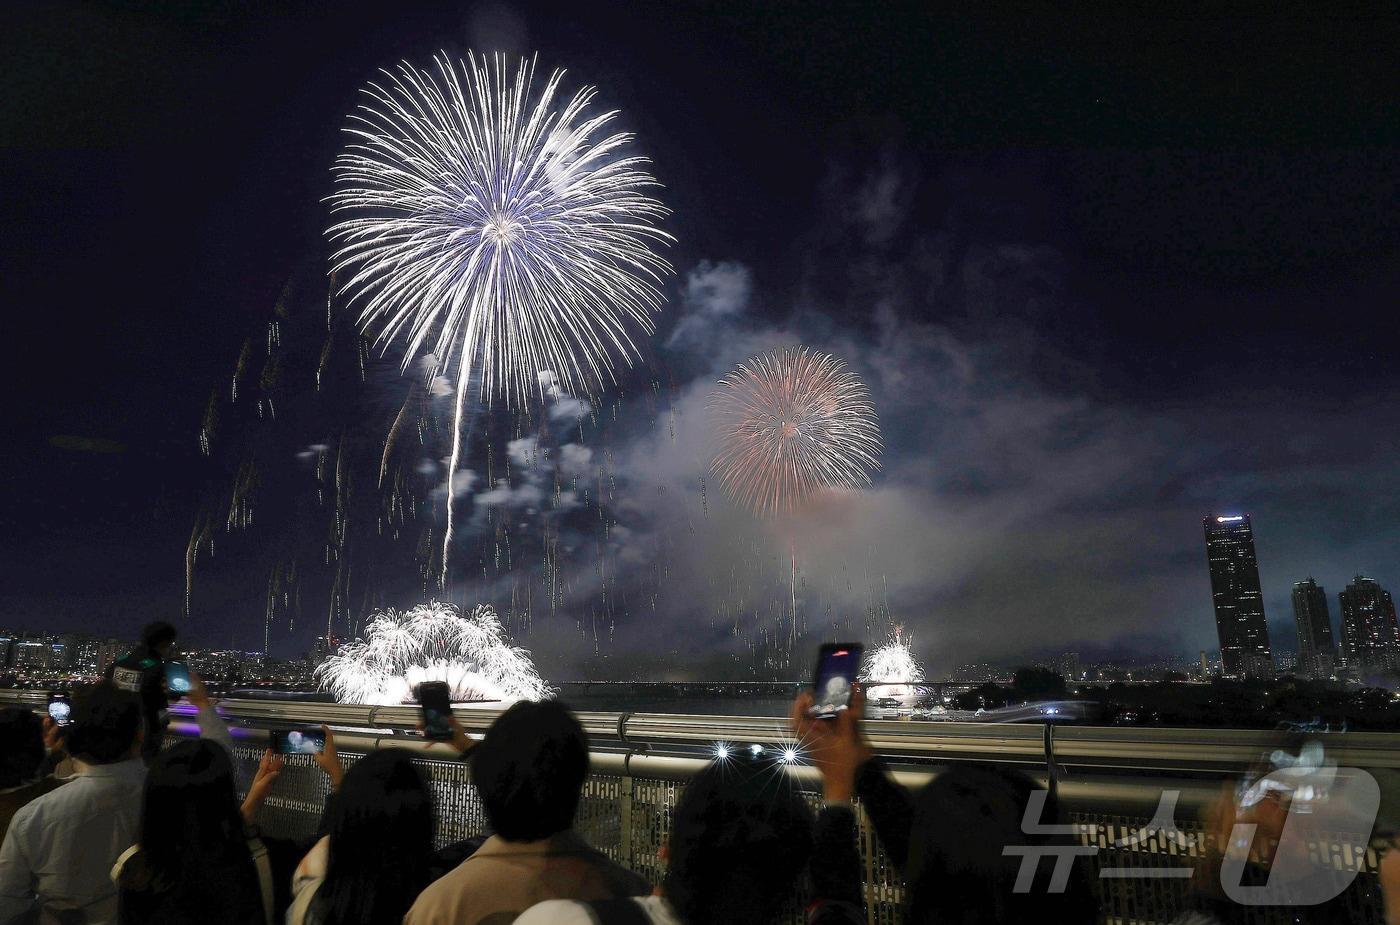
[2,3,1397,676]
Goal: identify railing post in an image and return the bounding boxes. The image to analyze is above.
[619,770,634,867]
[860,802,877,925]
[618,712,634,867]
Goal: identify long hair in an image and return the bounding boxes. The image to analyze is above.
[313,749,435,925]
[130,739,263,925]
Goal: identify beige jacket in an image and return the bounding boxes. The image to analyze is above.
[404,831,649,925]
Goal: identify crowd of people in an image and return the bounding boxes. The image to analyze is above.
[2,623,1398,925]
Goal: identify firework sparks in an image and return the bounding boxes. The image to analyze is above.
[316,600,551,705]
[861,629,925,699]
[710,347,881,517]
[327,52,672,584]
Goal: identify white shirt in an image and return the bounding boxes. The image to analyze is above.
[0,757,146,925]
[516,895,682,925]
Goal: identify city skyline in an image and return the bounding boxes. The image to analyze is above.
[2,503,1393,681]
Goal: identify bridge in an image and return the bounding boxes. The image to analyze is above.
[3,689,1392,924]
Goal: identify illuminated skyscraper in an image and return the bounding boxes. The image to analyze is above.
[1291,578,1336,679]
[1203,514,1273,678]
[1338,576,1400,677]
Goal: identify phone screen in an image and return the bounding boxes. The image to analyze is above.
[811,643,863,719]
[47,692,72,727]
[417,682,454,741]
[165,661,192,695]
[271,727,326,755]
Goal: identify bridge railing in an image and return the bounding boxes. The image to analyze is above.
[2,689,1391,924]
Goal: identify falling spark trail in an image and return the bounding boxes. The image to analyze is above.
[789,541,798,648]
[379,377,419,488]
[441,341,473,587]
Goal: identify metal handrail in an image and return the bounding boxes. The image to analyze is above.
[10,688,1400,769]
[8,688,1396,801]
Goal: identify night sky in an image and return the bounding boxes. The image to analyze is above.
[3,3,1398,678]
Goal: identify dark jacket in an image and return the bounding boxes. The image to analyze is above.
[107,646,169,762]
[803,761,913,925]
[806,805,865,925]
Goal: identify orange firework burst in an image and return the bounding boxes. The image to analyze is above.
[709,346,882,516]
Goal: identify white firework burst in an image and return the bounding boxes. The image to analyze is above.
[316,600,551,705]
[327,52,672,582]
[860,632,925,699]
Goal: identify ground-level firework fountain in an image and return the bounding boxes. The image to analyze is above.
[316,601,551,705]
[860,629,925,702]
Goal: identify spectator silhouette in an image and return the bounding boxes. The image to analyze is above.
[107,622,179,766]
[791,688,1098,924]
[287,748,432,925]
[405,701,647,925]
[517,752,816,925]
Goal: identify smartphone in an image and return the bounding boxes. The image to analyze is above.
[811,643,864,719]
[417,681,454,741]
[47,692,72,727]
[164,661,192,695]
[271,727,326,755]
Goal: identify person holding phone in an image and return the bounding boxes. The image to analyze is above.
[107,621,180,766]
[414,683,479,760]
[790,685,1098,924]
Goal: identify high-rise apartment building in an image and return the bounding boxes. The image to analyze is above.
[1339,576,1400,677]
[1291,578,1336,678]
[1204,514,1273,678]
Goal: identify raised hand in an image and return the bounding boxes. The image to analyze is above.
[790,687,872,803]
[416,713,475,756]
[312,724,345,790]
[187,671,212,710]
[242,748,284,823]
[41,714,66,752]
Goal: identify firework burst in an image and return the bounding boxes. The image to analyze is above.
[316,600,551,705]
[861,634,925,686]
[327,52,672,583]
[710,347,881,516]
